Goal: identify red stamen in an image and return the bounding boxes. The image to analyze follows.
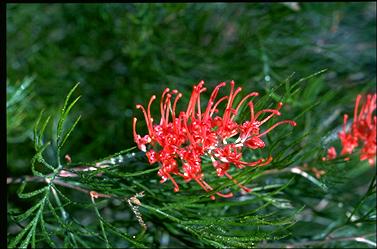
[160,88,170,123]
[195,177,211,192]
[248,101,255,121]
[343,114,348,133]
[172,93,182,121]
[203,82,226,121]
[257,101,283,124]
[367,95,376,126]
[354,95,361,122]
[167,173,180,192]
[163,94,172,126]
[147,95,156,136]
[257,120,296,137]
[210,96,229,117]
[197,92,202,121]
[216,191,234,198]
[258,156,273,166]
[224,172,251,192]
[186,81,205,118]
[133,117,138,141]
[136,104,153,135]
[236,158,264,167]
[232,92,259,120]
[223,82,242,124]
[182,113,196,144]
[200,178,214,191]
[255,109,281,125]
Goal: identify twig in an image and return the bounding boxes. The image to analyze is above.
[53,179,91,194]
[7,175,43,184]
[8,175,87,193]
[7,175,109,199]
[7,159,113,193]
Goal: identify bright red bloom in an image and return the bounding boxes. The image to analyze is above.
[327,147,337,160]
[324,93,376,166]
[322,146,337,161]
[339,114,359,155]
[133,80,296,198]
[352,94,376,165]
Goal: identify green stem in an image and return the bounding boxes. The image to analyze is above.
[91,196,111,248]
[50,184,77,246]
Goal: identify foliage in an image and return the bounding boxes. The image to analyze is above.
[7,3,376,248]
[7,76,35,143]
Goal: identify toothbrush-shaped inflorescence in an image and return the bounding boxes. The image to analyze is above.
[133,80,296,199]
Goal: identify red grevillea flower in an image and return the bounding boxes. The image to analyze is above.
[324,93,376,166]
[133,80,296,199]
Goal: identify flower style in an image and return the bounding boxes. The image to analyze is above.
[324,93,376,166]
[133,80,296,199]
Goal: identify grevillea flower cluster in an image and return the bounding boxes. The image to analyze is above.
[133,80,296,199]
[324,93,376,166]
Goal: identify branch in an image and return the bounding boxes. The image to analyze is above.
[7,175,92,195]
[7,159,112,192]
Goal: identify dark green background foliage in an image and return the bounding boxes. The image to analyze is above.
[7,3,376,248]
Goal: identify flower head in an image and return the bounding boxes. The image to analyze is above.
[133,80,296,198]
[353,93,376,165]
[324,93,376,166]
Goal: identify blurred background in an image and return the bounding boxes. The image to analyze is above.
[7,3,376,247]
